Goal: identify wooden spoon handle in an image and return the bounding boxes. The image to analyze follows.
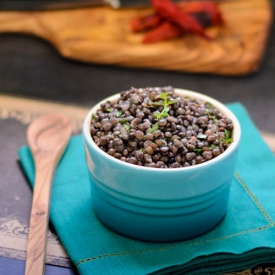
[25,113,72,275]
[25,159,56,275]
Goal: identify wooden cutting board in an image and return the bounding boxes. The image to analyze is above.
[0,0,272,75]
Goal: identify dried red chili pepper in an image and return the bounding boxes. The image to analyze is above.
[150,0,210,40]
[178,1,224,26]
[130,1,223,34]
[129,14,162,33]
[129,1,224,43]
[142,21,183,43]
[141,11,215,44]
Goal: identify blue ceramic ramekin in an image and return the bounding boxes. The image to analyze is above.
[82,88,241,242]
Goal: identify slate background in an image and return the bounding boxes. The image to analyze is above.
[0,1,274,133]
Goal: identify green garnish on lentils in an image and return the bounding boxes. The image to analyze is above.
[90,87,234,169]
[148,92,178,133]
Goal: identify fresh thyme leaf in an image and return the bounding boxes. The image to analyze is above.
[225,129,232,140]
[152,102,164,106]
[166,100,178,106]
[154,112,162,120]
[124,125,130,134]
[106,108,113,112]
[162,106,170,117]
[221,129,233,145]
[210,144,216,150]
[149,92,178,133]
[160,92,167,100]
[205,102,214,110]
[194,148,202,153]
[213,118,219,123]
[120,119,127,124]
[115,111,122,117]
[223,138,233,145]
[149,122,159,133]
[91,113,95,120]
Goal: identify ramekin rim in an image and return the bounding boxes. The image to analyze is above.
[82,88,241,172]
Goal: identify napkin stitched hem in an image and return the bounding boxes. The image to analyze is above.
[18,102,275,275]
[75,171,275,268]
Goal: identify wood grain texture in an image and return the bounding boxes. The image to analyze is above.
[25,114,71,275]
[0,0,272,75]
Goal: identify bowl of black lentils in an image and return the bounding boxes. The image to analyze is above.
[82,86,241,242]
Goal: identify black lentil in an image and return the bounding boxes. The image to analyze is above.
[90,87,234,168]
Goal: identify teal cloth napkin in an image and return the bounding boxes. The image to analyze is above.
[18,103,275,275]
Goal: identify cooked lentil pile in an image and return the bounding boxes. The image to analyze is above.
[90,87,234,168]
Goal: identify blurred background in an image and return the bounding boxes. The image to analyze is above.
[0,0,274,133]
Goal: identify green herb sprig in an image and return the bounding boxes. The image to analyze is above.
[119,119,127,124]
[124,125,130,134]
[221,129,233,145]
[115,110,123,117]
[149,92,178,133]
[194,148,202,154]
[205,102,214,110]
